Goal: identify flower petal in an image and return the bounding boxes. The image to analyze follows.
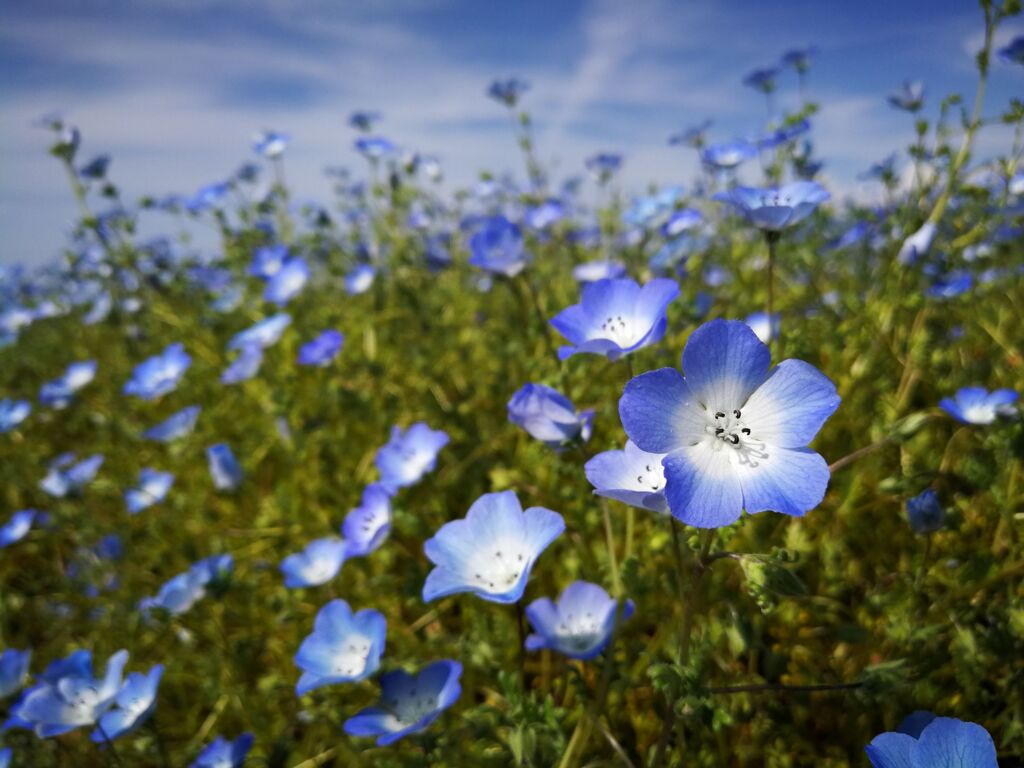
[619,368,705,453]
[681,319,770,411]
[737,446,830,517]
[741,359,840,447]
[662,446,742,528]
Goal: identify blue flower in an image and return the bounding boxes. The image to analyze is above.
[294,599,386,694]
[375,423,449,494]
[897,222,937,265]
[488,78,529,107]
[91,664,163,742]
[79,155,111,180]
[525,581,634,660]
[0,748,9,767]
[39,360,97,408]
[124,343,191,400]
[584,441,668,514]
[229,314,291,351]
[940,386,1018,425]
[423,490,564,603]
[781,47,816,72]
[999,35,1024,65]
[140,555,232,617]
[349,111,382,131]
[40,453,104,498]
[355,136,396,160]
[190,734,254,768]
[668,119,713,147]
[508,384,594,448]
[143,406,200,442]
[713,182,830,232]
[341,483,392,557]
[469,216,530,277]
[221,344,263,385]
[344,660,462,746]
[264,257,309,306]
[13,649,127,738]
[550,277,679,361]
[926,271,972,299]
[745,311,780,344]
[297,330,344,366]
[619,319,840,528]
[250,244,289,279]
[572,260,627,283]
[888,80,925,112]
[906,489,945,534]
[345,264,376,295]
[252,130,289,158]
[701,140,758,170]
[663,208,703,237]
[585,152,623,182]
[743,67,779,93]
[866,713,997,768]
[125,469,174,515]
[524,199,566,231]
[0,648,31,698]
[623,186,683,229]
[0,398,30,433]
[280,538,347,588]
[207,444,243,491]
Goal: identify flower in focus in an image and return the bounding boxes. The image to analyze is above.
[508,383,594,448]
[0,398,30,433]
[468,216,530,277]
[866,713,997,768]
[939,386,1018,425]
[344,660,462,746]
[294,599,386,694]
[584,441,668,514]
[423,490,564,603]
[142,406,200,442]
[124,468,174,515]
[123,343,191,400]
[618,319,840,528]
[549,277,679,361]
[713,182,830,232]
[525,581,634,660]
[280,538,347,588]
[374,423,449,494]
[297,330,344,366]
[905,489,945,534]
[341,483,392,557]
[207,444,243,491]
[90,664,163,742]
[190,734,254,768]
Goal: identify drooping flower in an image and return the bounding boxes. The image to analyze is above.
[228,314,291,351]
[39,453,104,498]
[39,360,97,409]
[469,216,530,277]
[423,490,564,603]
[488,78,529,107]
[297,330,344,366]
[888,80,925,112]
[549,277,679,361]
[712,182,830,231]
[206,444,243,491]
[190,734,254,768]
[123,344,191,400]
[220,344,263,385]
[525,581,634,660]
[999,36,1024,66]
[906,489,945,534]
[745,311,780,344]
[0,398,31,433]
[142,406,200,442]
[866,713,997,768]
[90,664,163,742]
[345,264,376,295]
[374,423,449,494]
[140,555,232,617]
[124,469,174,515]
[294,599,386,694]
[618,319,840,528]
[584,441,668,514]
[0,648,31,698]
[252,130,289,159]
[280,538,347,588]
[508,384,594,448]
[344,660,462,746]
[341,483,392,557]
[939,386,1018,425]
[264,257,309,306]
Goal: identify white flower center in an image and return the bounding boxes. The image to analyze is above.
[389,689,438,726]
[597,314,636,346]
[703,408,769,466]
[330,635,372,677]
[468,542,526,592]
[634,462,664,492]
[556,610,603,651]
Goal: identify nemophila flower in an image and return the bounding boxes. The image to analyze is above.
[866,713,997,768]
[781,47,816,72]
[940,386,1018,425]
[572,260,627,283]
[124,469,174,515]
[280,538,347,588]
[713,182,830,232]
[143,406,200,442]
[525,581,634,660]
[355,136,396,161]
[469,216,530,277]
[1000,35,1024,65]
[375,423,449,494]
[264,257,309,305]
[743,67,779,93]
[342,483,392,557]
[745,311,780,344]
[623,186,683,229]
[207,444,243,491]
[585,152,623,182]
[124,343,191,400]
[250,244,288,279]
[888,80,925,112]
[298,330,344,366]
[701,140,757,170]
[349,111,381,131]
[40,453,104,498]
[79,155,110,180]
[423,490,564,603]
[619,319,840,528]
[344,660,462,746]
[906,489,945,534]
[187,181,231,213]
[221,344,263,385]
[549,277,680,361]
[897,222,936,265]
[90,664,162,742]
[140,555,232,617]
[345,264,376,295]
[0,398,30,433]
[757,120,812,150]
[584,441,668,514]
[228,314,291,351]
[294,600,386,694]
[524,199,566,231]
[252,130,289,159]
[0,648,31,697]
[663,208,703,237]
[488,77,529,107]
[14,649,127,738]
[926,270,972,299]
[668,119,713,148]
[508,383,594,448]
[191,734,254,768]
[39,360,97,408]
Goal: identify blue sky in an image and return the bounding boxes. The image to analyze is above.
[1,0,1021,265]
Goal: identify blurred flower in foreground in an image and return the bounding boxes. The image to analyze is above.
[349,111,381,132]
[549,277,679,361]
[40,453,104,498]
[297,329,344,366]
[344,660,462,746]
[123,343,191,400]
[229,314,290,351]
[252,130,289,159]
[207,443,243,491]
[422,490,564,603]
[0,648,31,697]
[294,599,386,694]
[140,554,232,617]
[572,260,627,283]
[39,360,96,409]
[280,538,347,588]
[221,344,263,385]
[124,468,174,515]
[905,489,945,534]
[90,664,163,742]
[866,712,997,768]
[142,406,200,442]
[342,483,392,557]
[897,222,937,265]
[375,423,449,494]
[0,398,30,433]
[713,182,830,232]
[701,140,757,171]
[264,257,309,306]
[619,319,840,528]
[250,244,288,279]
[508,383,594,448]
[888,80,925,112]
[745,311,780,344]
[469,216,530,277]
[355,136,396,161]
[488,78,529,107]
[525,581,634,660]
[939,386,1018,425]
[191,734,254,768]
[345,264,376,295]
[585,441,668,514]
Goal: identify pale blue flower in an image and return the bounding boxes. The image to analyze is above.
[142,406,200,442]
[294,599,386,694]
[280,538,346,588]
[191,734,253,768]
[584,441,668,514]
[375,423,449,494]
[341,484,391,557]
[940,386,1018,425]
[124,469,174,515]
[525,581,634,660]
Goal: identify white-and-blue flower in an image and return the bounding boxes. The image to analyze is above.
[584,440,668,514]
[123,344,191,400]
[0,398,31,432]
[939,386,1018,425]
[0,648,31,698]
[713,181,830,232]
[207,444,243,491]
[124,468,174,515]
[525,581,634,660]
[142,406,200,442]
[0,510,37,548]
[90,664,163,742]
[228,314,291,351]
[294,599,385,694]
[341,483,392,557]
[508,384,594,448]
[866,712,997,768]
[190,733,254,768]
[280,538,347,588]
[375,423,449,494]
